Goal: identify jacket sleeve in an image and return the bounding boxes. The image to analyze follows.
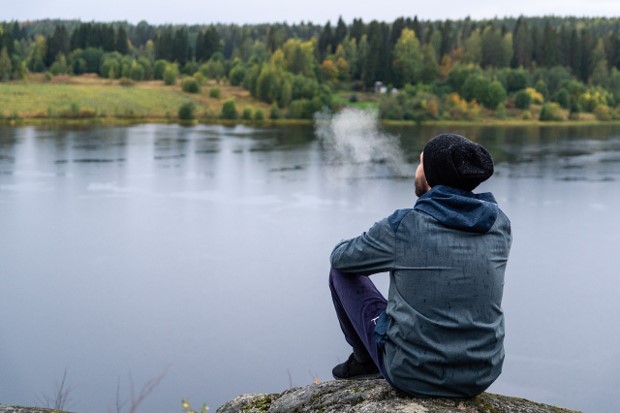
[330,218,396,275]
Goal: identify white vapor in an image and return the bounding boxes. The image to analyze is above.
[314,108,412,181]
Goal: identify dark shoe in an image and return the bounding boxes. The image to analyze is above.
[332,353,382,380]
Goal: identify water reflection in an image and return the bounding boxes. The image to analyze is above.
[0,123,619,413]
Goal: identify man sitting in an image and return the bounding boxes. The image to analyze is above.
[329,133,512,397]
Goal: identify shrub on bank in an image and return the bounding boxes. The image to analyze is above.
[163,64,178,85]
[221,100,238,119]
[254,108,264,120]
[178,102,196,120]
[242,107,253,120]
[539,102,566,121]
[515,90,531,109]
[209,88,221,99]
[593,104,611,121]
[182,78,201,93]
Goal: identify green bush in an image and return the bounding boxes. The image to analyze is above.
[534,80,549,98]
[183,61,199,76]
[506,69,528,93]
[50,54,69,75]
[221,100,238,119]
[163,64,178,85]
[514,90,531,109]
[484,81,507,110]
[193,72,205,85]
[539,102,565,121]
[153,59,168,80]
[182,78,201,93]
[287,98,322,119]
[269,103,280,120]
[554,89,570,108]
[178,102,196,120]
[378,96,404,120]
[119,77,135,87]
[59,102,97,119]
[254,108,265,121]
[242,107,253,120]
[495,102,507,119]
[209,88,221,99]
[129,61,145,81]
[593,104,611,121]
[228,65,245,86]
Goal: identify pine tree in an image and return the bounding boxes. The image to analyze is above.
[196,26,221,62]
[0,28,15,56]
[265,26,283,52]
[579,29,595,82]
[390,17,406,46]
[541,20,558,67]
[439,19,455,59]
[412,16,424,44]
[512,16,532,68]
[334,17,348,46]
[317,22,333,61]
[569,28,582,78]
[557,24,573,68]
[173,28,190,65]
[350,19,365,43]
[155,27,175,62]
[606,32,620,70]
[115,26,129,55]
[362,21,382,86]
[531,25,542,66]
[45,25,70,68]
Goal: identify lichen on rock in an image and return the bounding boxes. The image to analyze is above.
[216,379,581,413]
[0,405,68,413]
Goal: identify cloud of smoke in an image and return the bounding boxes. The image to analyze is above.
[314,108,412,180]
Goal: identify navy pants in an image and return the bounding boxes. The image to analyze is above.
[329,267,390,378]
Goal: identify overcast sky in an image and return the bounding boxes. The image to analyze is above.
[4,0,620,25]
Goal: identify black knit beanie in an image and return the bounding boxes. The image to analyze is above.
[422,133,494,191]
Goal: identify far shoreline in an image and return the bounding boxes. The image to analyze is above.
[3,116,620,128]
[3,75,620,130]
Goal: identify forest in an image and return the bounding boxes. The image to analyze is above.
[2,16,620,121]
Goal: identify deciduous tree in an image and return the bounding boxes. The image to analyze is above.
[392,28,423,87]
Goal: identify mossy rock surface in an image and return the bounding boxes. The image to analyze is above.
[216,379,581,413]
[0,405,71,413]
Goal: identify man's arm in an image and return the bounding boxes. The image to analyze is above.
[330,218,396,275]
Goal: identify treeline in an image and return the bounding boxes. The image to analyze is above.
[2,16,620,120]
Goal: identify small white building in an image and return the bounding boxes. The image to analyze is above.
[374,81,388,94]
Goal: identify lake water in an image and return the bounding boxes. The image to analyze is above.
[1,122,619,413]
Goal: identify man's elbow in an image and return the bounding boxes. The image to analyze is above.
[329,242,347,269]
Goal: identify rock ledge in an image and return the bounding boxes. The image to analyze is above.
[0,406,64,413]
[216,379,581,413]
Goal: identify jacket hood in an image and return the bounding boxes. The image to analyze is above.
[414,185,499,233]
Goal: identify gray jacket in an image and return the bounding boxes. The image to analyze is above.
[331,185,512,397]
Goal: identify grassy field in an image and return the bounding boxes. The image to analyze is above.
[0,74,272,123]
[1,74,618,127]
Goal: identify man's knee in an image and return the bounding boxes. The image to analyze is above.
[329,266,338,291]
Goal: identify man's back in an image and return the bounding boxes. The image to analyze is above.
[329,133,511,397]
[380,185,512,397]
